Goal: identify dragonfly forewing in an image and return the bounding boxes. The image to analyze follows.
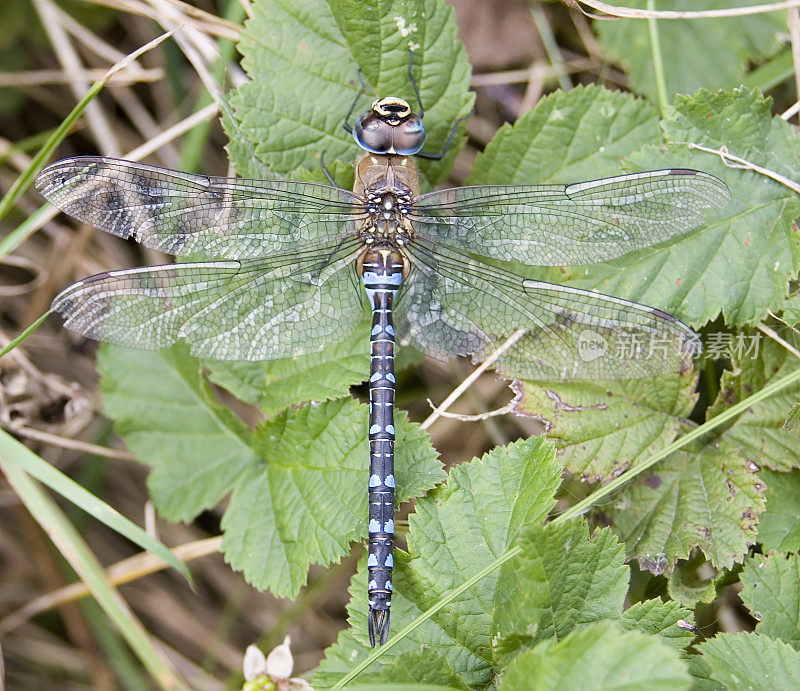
[411,169,730,266]
[400,239,699,381]
[36,157,361,259]
[52,240,366,360]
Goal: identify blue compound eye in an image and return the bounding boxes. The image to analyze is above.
[391,114,425,155]
[353,111,393,154]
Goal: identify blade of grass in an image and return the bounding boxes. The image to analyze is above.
[0,311,51,357]
[0,446,189,690]
[647,0,668,113]
[332,363,800,687]
[0,430,192,583]
[0,29,174,226]
[744,49,794,92]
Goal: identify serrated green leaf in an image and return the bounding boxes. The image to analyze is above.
[699,632,800,689]
[466,84,661,186]
[543,89,800,329]
[512,374,697,482]
[498,621,690,691]
[758,469,800,552]
[495,521,628,642]
[206,319,370,417]
[222,397,441,595]
[635,89,799,325]
[619,599,695,651]
[596,0,784,104]
[314,437,562,687]
[609,439,766,574]
[99,345,256,521]
[687,654,725,691]
[225,0,473,188]
[708,332,800,472]
[99,346,443,598]
[378,650,469,689]
[740,553,800,649]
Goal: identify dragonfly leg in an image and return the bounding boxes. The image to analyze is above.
[406,49,424,119]
[415,109,472,160]
[343,68,368,134]
[406,48,472,160]
[319,151,339,188]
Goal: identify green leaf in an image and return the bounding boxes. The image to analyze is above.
[99,345,443,598]
[758,469,800,552]
[378,650,469,689]
[222,397,441,594]
[609,439,766,573]
[467,84,661,186]
[708,331,800,472]
[699,632,800,689]
[619,599,696,651]
[225,0,473,188]
[596,0,784,104]
[783,404,800,437]
[740,553,800,649]
[667,553,717,607]
[549,88,800,328]
[99,345,256,521]
[205,319,370,418]
[498,621,691,691]
[495,522,628,642]
[512,374,697,482]
[783,293,800,324]
[687,654,725,691]
[314,437,562,687]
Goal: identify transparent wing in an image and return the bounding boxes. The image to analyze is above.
[397,239,699,380]
[411,169,730,266]
[36,157,362,259]
[52,240,366,361]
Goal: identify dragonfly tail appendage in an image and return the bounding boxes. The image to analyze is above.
[369,607,391,647]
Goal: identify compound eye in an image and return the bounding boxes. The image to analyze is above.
[391,114,426,155]
[353,112,392,154]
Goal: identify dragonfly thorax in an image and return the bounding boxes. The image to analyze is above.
[355,154,419,248]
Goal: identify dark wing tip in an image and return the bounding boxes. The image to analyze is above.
[35,156,110,196]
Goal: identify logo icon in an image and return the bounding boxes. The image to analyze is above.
[577,329,608,362]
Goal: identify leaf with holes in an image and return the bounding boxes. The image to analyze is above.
[512,374,697,482]
[608,439,766,574]
[707,331,800,472]
[758,469,800,552]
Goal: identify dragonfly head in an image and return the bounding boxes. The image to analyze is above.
[353,97,426,156]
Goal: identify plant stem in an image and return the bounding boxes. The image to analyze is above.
[647,0,669,113]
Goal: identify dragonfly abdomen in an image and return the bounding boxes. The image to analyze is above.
[359,247,404,646]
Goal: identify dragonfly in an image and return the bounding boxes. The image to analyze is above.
[36,86,729,646]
